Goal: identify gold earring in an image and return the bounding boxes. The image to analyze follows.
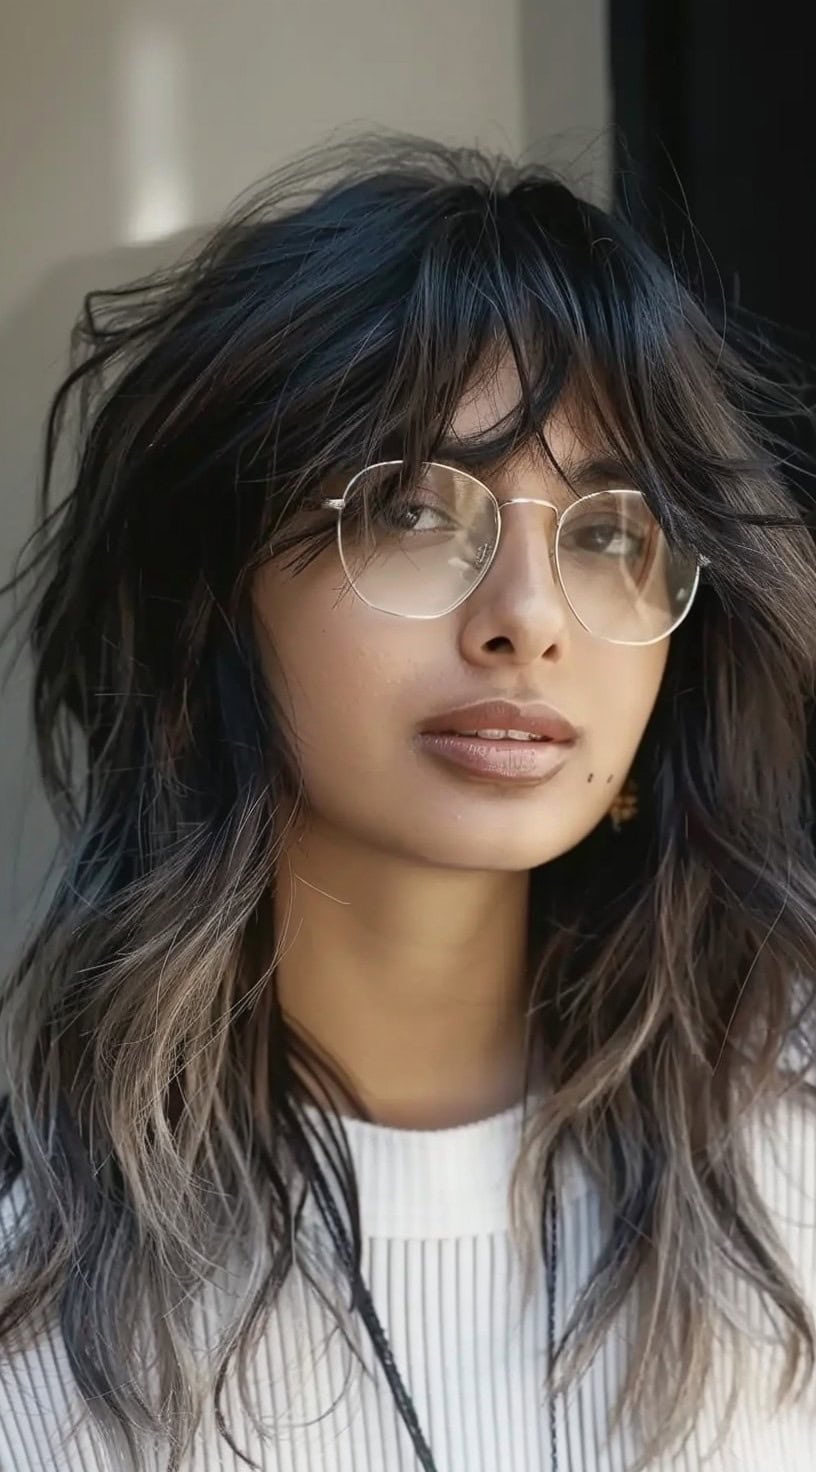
[609,775,639,832]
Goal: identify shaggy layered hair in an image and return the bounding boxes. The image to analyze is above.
[2,135,816,1471]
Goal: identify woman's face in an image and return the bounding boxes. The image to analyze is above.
[251,367,669,872]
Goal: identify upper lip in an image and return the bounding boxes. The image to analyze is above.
[419,699,578,742]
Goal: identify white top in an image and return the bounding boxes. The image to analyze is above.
[1,1085,815,1470]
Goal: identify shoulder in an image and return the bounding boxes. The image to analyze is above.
[740,1070,816,1308]
[741,994,816,1216]
[0,1171,31,1252]
[0,1174,114,1471]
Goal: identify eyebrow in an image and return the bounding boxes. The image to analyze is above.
[432,445,638,493]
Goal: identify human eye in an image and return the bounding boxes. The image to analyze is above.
[379,495,456,535]
[349,466,459,538]
[559,496,650,563]
[573,522,646,558]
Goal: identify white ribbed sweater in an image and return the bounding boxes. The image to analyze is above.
[1,1086,815,1471]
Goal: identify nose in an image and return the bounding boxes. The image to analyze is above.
[458,498,572,663]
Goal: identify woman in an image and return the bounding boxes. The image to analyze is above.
[1,136,816,1472]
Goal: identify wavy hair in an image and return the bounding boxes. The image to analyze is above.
[2,134,816,1471]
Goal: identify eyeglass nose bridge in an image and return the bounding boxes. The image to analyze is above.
[474,495,562,572]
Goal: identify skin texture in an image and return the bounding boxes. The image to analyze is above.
[251,361,669,1127]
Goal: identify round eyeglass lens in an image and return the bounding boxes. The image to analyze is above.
[337,461,499,617]
[555,490,700,643]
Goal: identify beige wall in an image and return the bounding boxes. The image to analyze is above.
[0,0,609,972]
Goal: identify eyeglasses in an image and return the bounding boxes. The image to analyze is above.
[321,460,708,646]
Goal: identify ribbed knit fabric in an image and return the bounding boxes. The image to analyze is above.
[1,1084,815,1471]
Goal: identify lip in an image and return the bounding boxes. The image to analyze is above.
[419,699,578,743]
[416,699,579,785]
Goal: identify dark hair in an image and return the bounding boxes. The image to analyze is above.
[2,133,816,1472]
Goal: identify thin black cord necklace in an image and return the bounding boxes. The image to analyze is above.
[318,1154,560,1471]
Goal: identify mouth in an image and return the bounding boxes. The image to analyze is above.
[416,699,578,784]
[435,728,554,742]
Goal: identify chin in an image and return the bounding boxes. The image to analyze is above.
[392,818,594,873]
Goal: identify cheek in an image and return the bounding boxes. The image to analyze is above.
[252,567,413,762]
[590,643,669,755]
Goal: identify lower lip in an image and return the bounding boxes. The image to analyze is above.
[416,733,574,783]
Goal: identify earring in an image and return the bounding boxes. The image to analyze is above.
[609,775,639,832]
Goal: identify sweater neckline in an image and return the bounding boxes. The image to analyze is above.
[299,1092,587,1239]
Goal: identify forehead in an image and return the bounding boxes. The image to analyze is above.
[447,355,598,463]
[448,354,532,440]
[443,355,628,497]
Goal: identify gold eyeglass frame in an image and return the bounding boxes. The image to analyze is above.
[322,459,709,646]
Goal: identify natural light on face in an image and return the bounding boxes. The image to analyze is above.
[251,356,670,874]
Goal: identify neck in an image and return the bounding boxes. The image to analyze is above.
[271,820,539,1129]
